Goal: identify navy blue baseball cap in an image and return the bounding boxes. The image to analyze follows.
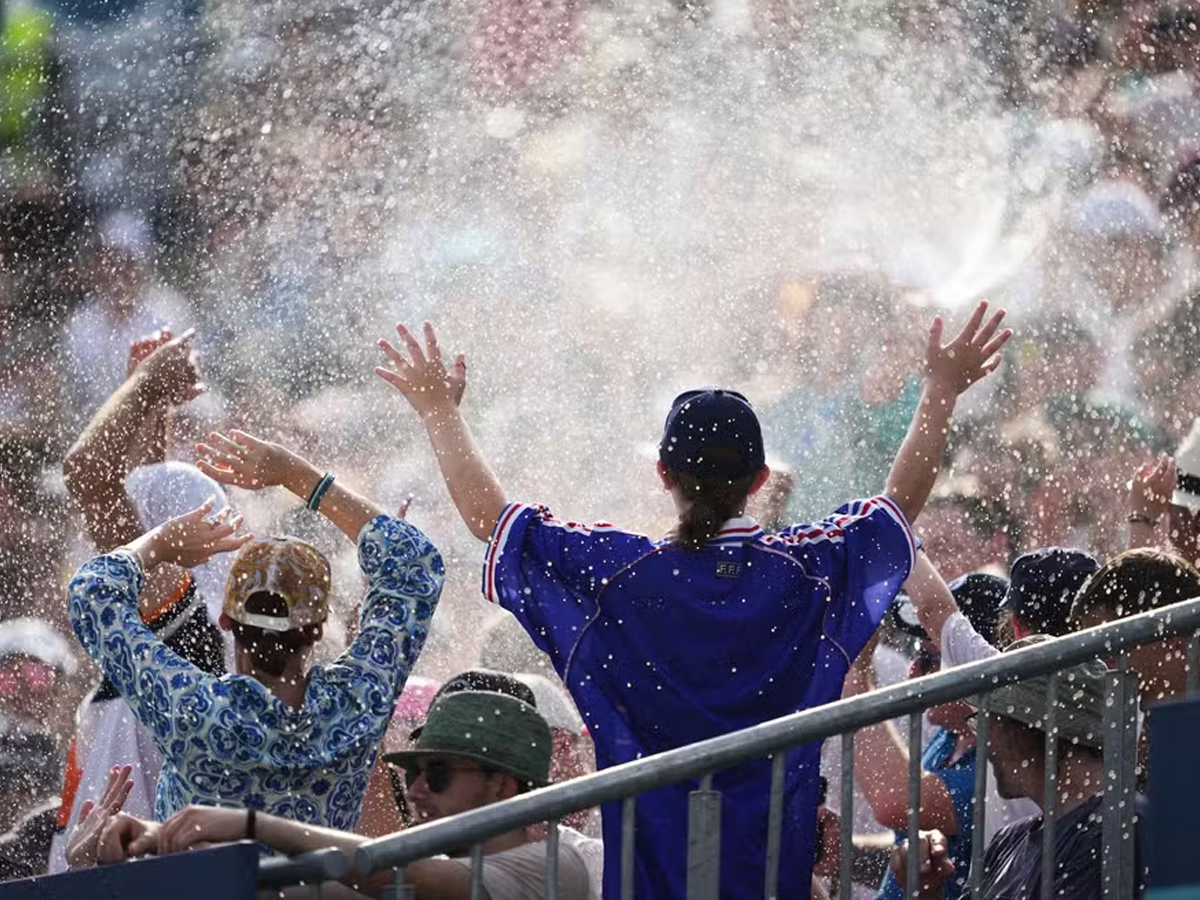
[1002,547,1099,637]
[658,389,766,481]
[892,572,1010,647]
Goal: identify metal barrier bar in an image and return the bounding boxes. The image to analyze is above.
[355,598,1200,875]
[838,733,854,900]
[545,820,559,900]
[906,712,922,900]
[763,753,785,899]
[1189,630,1200,696]
[469,843,484,900]
[686,788,721,900]
[257,847,350,889]
[969,692,990,896]
[1040,675,1058,900]
[620,796,635,900]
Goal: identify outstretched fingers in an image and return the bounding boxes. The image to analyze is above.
[951,300,989,344]
[395,323,426,366]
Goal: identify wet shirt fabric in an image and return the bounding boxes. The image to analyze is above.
[68,515,443,829]
[877,728,978,900]
[484,496,915,900]
[979,792,1149,899]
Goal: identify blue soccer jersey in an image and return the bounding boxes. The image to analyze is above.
[483,495,915,900]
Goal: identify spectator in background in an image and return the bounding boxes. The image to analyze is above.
[846,572,1031,900]
[70,426,443,831]
[63,210,189,425]
[1162,153,1200,255]
[905,545,1098,669]
[1069,546,1200,710]
[890,637,1148,899]
[101,690,596,900]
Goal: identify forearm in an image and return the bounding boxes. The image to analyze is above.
[422,408,506,542]
[903,551,957,652]
[255,814,397,897]
[64,372,162,550]
[844,666,957,834]
[277,454,386,543]
[884,381,958,525]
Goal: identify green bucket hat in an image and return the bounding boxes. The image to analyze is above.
[383,690,553,790]
[968,635,1111,750]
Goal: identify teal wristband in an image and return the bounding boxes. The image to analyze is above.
[306,473,335,512]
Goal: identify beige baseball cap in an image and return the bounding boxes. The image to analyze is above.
[223,536,331,632]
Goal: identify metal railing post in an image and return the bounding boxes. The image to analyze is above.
[906,713,922,899]
[545,820,559,900]
[1040,675,1058,900]
[621,796,636,900]
[763,753,786,899]
[838,733,854,900]
[686,777,722,900]
[1101,658,1139,898]
[969,693,990,897]
[469,843,485,900]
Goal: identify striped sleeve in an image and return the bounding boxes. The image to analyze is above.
[481,503,653,674]
[774,495,916,666]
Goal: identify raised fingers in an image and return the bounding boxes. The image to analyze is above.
[423,321,442,364]
[395,323,426,366]
[952,300,989,344]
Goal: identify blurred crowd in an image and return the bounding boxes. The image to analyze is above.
[1,0,1200,894]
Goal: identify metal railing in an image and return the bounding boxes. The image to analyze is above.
[318,598,1200,898]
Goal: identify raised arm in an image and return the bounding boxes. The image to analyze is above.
[63,329,202,553]
[63,330,205,616]
[376,322,507,542]
[884,302,1011,525]
[842,638,959,836]
[1128,454,1175,549]
[196,431,386,543]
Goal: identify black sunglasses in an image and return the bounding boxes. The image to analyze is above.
[404,759,495,795]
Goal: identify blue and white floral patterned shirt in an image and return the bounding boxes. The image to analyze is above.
[68,515,443,830]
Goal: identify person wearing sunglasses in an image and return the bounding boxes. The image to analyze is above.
[94,690,594,900]
[375,304,1010,900]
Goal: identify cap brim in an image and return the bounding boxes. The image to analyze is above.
[1172,489,1200,513]
[381,747,549,788]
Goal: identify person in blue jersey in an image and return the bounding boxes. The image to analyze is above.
[376,302,1011,900]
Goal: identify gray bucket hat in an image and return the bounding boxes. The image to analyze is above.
[384,690,552,790]
[968,635,1110,750]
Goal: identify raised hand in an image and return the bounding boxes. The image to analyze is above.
[66,765,134,869]
[376,322,467,419]
[1131,454,1176,527]
[127,328,174,378]
[924,301,1011,397]
[136,328,205,406]
[196,430,293,491]
[889,830,955,898]
[157,805,248,855]
[125,498,253,572]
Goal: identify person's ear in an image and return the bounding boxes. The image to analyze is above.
[218,613,233,631]
[748,465,772,496]
[656,460,675,491]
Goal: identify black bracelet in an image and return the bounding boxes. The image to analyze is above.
[1127,514,1159,526]
[246,808,256,841]
[306,472,335,512]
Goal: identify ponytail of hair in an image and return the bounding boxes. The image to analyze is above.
[667,469,758,550]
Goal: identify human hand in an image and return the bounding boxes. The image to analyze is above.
[924,301,1011,398]
[158,806,250,855]
[136,328,205,406]
[1131,454,1175,526]
[196,430,295,491]
[127,328,174,378]
[375,322,467,420]
[889,830,954,898]
[124,498,253,571]
[66,765,134,869]
[98,812,161,863]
